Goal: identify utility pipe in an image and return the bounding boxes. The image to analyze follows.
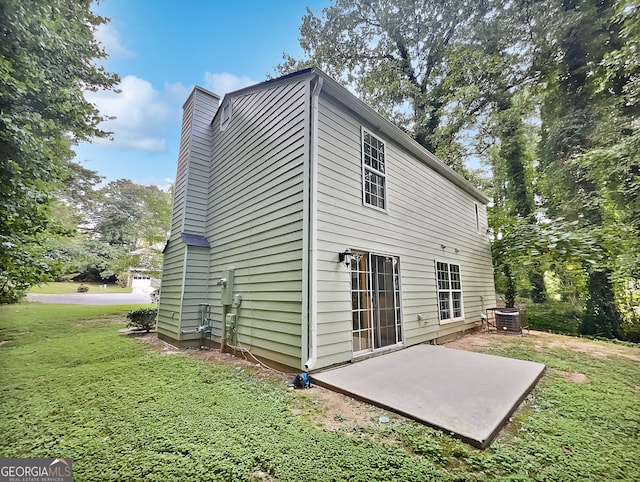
[304,76,323,371]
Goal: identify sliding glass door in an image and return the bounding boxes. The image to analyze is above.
[351,252,402,354]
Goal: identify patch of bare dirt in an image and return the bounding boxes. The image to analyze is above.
[132,331,181,355]
[445,328,640,363]
[556,370,589,383]
[526,330,640,362]
[442,331,494,351]
[291,384,396,432]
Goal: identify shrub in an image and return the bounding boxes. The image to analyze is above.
[126,308,157,332]
[526,301,582,335]
[150,288,159,303]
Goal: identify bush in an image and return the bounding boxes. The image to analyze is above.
[526,301,582,335]
[126,308,157,332]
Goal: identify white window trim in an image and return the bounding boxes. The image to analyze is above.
[435,260,465,324]
[361,127,388,212]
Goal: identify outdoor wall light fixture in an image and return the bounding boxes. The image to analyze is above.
[441,244,460,254]
[338,248,353,267]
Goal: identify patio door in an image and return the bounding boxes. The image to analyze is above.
[351,252,402,354]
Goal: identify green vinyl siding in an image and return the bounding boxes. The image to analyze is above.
[157,240,185,338]
[159,87,219,340]
[206,80,309,369]
[160,70,494,371]
[314,92,495,368]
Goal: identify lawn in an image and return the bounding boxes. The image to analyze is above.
[28,282,132,294]
[1,303,639,481]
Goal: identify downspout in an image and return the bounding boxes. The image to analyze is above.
[304,76,323,371]
[178,247,188,335]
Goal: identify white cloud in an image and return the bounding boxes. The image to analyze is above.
[86,75,185,152]
[163,81,191,105]
[84,72,260,154]
[138,177,175,191]
[95,23,135,59]
[203,72,258,95]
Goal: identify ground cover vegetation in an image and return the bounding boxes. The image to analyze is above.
[1,304,639,481]
[279,0,640,341]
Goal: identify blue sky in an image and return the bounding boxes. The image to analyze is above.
[75,0,327,187]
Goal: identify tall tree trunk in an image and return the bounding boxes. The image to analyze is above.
[529,271,547,303]
[581,269,623,339]
[503,264,517,308]
[496,94,544,303]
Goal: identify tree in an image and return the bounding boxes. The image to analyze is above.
[55,179,173,284]
[535,0,630,337]
[137,184,174,245]
[491,217,606,304]
[489,91,542,305]
[279,0,525,175]
[93,180,172,248]
[284,0,640,338]
[94,180,147,247]
[0,0,118,302]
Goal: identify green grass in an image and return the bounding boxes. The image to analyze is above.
[28,282,132,294]
[1,304,639,481]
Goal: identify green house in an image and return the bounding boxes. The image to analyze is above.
[158,68,496,371]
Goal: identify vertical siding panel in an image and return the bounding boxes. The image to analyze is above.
[183,89,219,234]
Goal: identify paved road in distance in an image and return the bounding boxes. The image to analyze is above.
[25,293,153,305]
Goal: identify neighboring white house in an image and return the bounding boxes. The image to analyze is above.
[158,67,496,371]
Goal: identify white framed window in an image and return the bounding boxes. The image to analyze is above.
[361,128,387,211]
[436,261,464,323]
[220,101,232,130]
[474,202,480,233]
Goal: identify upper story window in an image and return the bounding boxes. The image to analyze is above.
[362,129,387,211]
[436,261,464,323]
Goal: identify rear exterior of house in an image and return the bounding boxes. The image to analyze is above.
[158,68,496,371]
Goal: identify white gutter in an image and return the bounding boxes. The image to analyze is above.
[304,76,323,371]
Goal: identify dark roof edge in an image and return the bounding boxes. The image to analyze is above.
[310,68,491,205]
[180,232,210,248]
[200,66,491,205]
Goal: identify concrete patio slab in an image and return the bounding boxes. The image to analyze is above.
[311,344,545,448]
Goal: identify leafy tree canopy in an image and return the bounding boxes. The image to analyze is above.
[48,172,173,284]
[279,0,533,175]
[283,0,640,338]
[0,0,118,302]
